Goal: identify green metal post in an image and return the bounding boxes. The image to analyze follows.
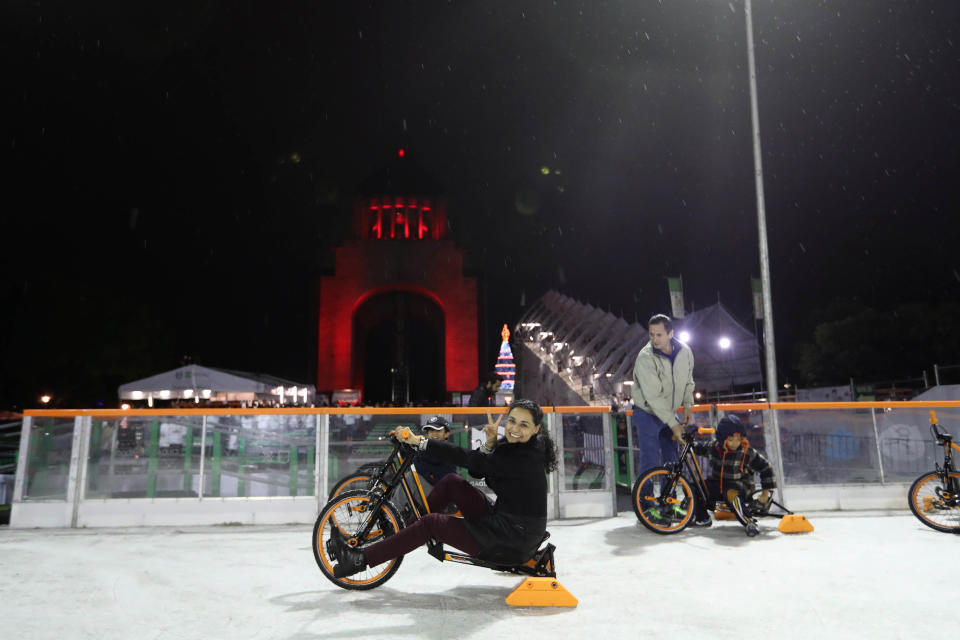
[289,445,299,496]
[210,431,221,498]
[237,438,247,497]
[183,427,194,493]
[611,414,627,487]
[306,446,315,496]
[454,426,470,479]
[27,421,47,496]
[328,454,338,487]
[88,421,102,492]
[146,421,159,498]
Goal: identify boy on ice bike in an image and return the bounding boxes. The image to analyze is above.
[415,416,459,487]
[691,414,776,536]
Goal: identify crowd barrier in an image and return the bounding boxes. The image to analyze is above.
[10,402,960,527]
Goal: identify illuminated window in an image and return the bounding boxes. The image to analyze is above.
[361,197,441,240]
[418,209,429,239]
[368,203,382,239]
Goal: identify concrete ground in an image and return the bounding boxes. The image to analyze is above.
[0,510,955,640]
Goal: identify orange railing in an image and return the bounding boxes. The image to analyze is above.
[23,405,616,418]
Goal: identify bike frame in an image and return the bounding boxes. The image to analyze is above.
[659,429,789,522]
[930,421,959,495]
[661,436,712,514]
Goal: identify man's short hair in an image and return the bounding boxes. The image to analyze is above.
[486,371,504,385]
[648,313,673,332]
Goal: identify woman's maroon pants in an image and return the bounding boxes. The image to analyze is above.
[362,474,489,567]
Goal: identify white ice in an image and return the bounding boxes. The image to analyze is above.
[1,511,955,640]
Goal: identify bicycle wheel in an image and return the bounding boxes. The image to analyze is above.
[908,471,960,533]
[328,471,379,499]
[632,466,695,534]
[312,489,404,589]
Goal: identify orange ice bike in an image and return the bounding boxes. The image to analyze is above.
[907,411,960,533]
[631,425,811,535]
[311,427,576,605]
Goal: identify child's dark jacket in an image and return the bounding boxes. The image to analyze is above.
[692,438,777,492]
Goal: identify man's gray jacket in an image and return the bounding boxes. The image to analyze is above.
[631,341,695,427]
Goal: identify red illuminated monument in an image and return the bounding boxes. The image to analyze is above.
[316,150,479,404]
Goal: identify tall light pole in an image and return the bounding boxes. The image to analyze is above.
[744,0,777,403]
[744,0,787,499]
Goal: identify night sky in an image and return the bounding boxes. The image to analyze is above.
[2,1,959,408]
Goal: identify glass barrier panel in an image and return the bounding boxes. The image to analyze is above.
[22,417,75,500]
[327,413,418,493]
[876,407,960,482]
[203,414,315,498]
[560,413,606,491]
[775,409,881,484]
[1,420,22,512]
[85,416,204,499]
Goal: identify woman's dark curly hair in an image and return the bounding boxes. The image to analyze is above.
[508,398,558,473]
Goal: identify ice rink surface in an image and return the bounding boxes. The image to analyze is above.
[1,510,956,640]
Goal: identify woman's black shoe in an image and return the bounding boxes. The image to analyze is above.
[327,529,367,578]
[333,546,367,578]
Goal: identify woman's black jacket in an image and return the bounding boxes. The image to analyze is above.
[422,436,549,564]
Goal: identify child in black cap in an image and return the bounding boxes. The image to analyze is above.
[691,414,776,536]
[415,416,459,486]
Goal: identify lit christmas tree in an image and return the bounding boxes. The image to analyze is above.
[495,324,516,390]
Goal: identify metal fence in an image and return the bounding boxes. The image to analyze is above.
[12,402,960,527]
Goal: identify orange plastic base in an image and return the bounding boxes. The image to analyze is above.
[505,577,578,607]
[714,508,736,521]
[778,514,814,533]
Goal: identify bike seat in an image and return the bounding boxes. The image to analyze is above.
[427,532,555,575]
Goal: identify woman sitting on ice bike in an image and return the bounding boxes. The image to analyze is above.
[690,414,776,536]
[328,398,558,578]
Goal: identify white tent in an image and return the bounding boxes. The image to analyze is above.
[118,365,316,405]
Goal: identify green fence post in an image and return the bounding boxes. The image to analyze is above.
[611,414,626,487]
[306,446,315,496]
[237,438,247,497]
[146,421,160,498]
[30,420,52,496]
[183,427,194,493]
[210,431,222,498]
[88,420,102,492]
[454,426,470,480]
[328,454,338,487]
[289,445,299,497]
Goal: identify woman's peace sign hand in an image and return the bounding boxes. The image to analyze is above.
[482,411,503,449]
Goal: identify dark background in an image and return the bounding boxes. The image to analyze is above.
[2,1,958,408]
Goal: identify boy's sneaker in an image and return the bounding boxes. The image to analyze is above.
[692,515,712,527]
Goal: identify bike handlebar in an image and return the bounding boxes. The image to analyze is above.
[681,425,715,442]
